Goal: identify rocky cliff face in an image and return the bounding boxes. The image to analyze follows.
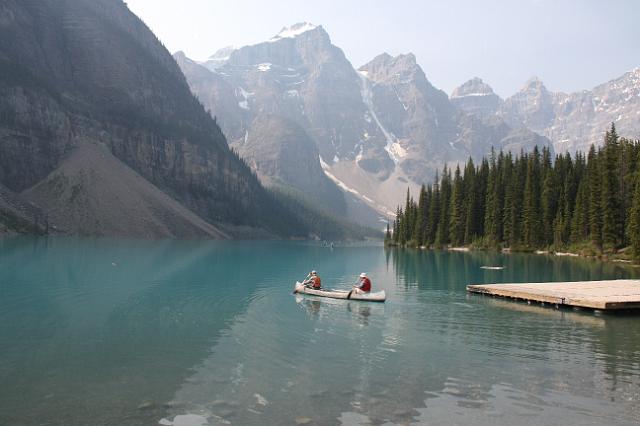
[0,0,314,238]
[178,24,551,215]
[358,53,550,185]
[234,114,346,212]
[176,24,388,223]
[358,53,460,185]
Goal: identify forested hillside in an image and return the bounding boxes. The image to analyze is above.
[389,124,640,259]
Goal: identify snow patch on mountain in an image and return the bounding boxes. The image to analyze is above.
[453,92,491,98]
[269,22,318,42]
[390,142,408,159]
[320,156,362,197]
[236,87,253,110]
[257,63,272,72]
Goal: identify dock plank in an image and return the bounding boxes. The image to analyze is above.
[467,279,640,310]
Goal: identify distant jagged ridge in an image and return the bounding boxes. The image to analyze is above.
[451,70,640,154]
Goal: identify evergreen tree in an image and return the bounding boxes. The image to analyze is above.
[427,173,441,245]
[463,159,477,244]
[414,185,427,246]
[628,172,640,260]
[541,152,557,246]
[587,146,603,249]
[502,153,517,246]
[484,150,502,246]
[437,166,452,247]
[522,147,542,248]
[601,124,622,249]
[570,179,589,243]
[449,165,465,246]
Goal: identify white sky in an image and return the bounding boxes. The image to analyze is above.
[125,0,640,97]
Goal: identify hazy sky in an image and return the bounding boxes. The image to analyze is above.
[126,0,640,97]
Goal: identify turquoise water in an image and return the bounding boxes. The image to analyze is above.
[0,238,639,426]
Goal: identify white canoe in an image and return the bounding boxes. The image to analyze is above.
[293,282,386,302]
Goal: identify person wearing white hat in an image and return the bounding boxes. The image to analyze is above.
[303,270,322,289]
[354,272,372,294]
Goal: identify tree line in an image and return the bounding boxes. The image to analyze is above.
[386,124,640,260]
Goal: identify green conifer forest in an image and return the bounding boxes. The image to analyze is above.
[387,125,640,260]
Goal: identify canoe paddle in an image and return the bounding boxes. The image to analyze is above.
[293,273,311,294]
[347,280,359,300]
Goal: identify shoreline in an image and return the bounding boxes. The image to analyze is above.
[385,242,639,267]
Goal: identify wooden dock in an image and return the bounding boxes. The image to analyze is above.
[467,279,640,310]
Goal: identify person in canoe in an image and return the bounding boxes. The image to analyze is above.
[353,272,371,294]
[303,270,322,289]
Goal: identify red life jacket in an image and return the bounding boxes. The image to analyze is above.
[311,276,321,289]
[359,277,371,292]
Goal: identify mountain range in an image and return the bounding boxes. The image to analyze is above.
[176,23,640,218]
[452,71,640,154]
[174,24,544,216]
[1,6,638,238]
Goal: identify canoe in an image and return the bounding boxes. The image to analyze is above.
[293,282,386,302]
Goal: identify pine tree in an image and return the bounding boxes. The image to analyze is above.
[449,165,464,246]
[414,185,427,246]
[437,166,452,247]
[628,172,640,260]
[502,153,516,247]
[484,150,501,246]
[397,207,406,245]
[522,147,542,248]
[570,179,589,243]
[601,124,622,249]
[463,159,477,244]
[541,154,557,246]
[427,174,440,246]
[587,146,603,250]
[393,206,401,244]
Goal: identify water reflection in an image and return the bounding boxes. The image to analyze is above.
[387,247,640,290]
[295,295,380,327]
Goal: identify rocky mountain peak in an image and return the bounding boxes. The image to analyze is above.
[269,22,323,42]
[359,52,422,84]
[173,50,187,61]
[522,76,548,93]
[209,45,235,59]
[612,67,640,90]
[500,76,555,132]
[223,22,334,70]
[450,77,496,99]
[450,77,502,118]
[201,46,236,71]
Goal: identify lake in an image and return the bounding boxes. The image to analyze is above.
[0,238,639,425]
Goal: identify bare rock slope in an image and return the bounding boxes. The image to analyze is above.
[24,142,228,238]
